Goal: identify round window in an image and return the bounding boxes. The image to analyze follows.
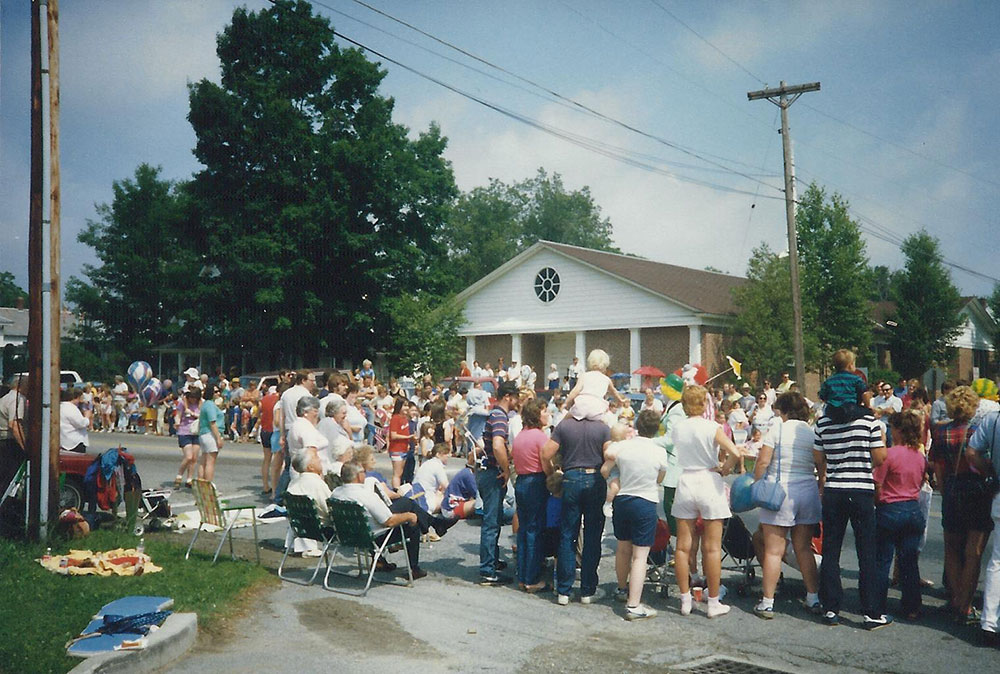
[534,267,560,303]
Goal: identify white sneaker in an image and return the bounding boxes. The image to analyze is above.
[557,594,570,606]
[680,594,692,616]
[625,603,658,621]
[580,594,594,605]
[602,502,613,518]
[707,601,731,618]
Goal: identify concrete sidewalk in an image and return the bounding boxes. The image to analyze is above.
[168,514,996,673]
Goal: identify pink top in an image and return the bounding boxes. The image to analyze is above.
[873,445,926,503]
[512,427,548,475]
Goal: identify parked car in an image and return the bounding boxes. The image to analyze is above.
[58,449,96,510]
[13,370,82,389]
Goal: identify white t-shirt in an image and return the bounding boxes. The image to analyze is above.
[0,390,26,439]
[280,385,311,433]
[345,404,366,441]
[112,382,128,403]
[331,482,393,534]
[609,436,669,503]
[414,456,448,496]
[762,419,817,483]
[642,398,664,415]
[60,401,89,449]
[322,393,345,417]
[288,417,329,465]
[671,416,722,471]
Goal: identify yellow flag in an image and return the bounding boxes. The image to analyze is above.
[726,356,742,378]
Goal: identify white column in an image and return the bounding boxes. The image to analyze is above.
[465,336,476,366]
[511,333,522,367]
[688,325,702,365]
[575,330,586,362]
[629,327,641,391]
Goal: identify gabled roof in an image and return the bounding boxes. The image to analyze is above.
[454,240,745,317]
[542,241,746,315]
[0,307,80,339]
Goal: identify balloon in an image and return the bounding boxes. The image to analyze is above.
[127,360,153,392]
[660,373,684,401]
[729,473,756,513]
[140,378,163,406]
[675,363,708,387]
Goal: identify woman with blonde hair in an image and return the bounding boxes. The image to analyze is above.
[929,385,991,625]
[671,385,742,618]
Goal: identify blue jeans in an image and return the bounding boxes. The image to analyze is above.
[557,470,606,597]
[876,500,925,615]
[477,467,507,577]
[820,489,879,617]
[515,473,548,586]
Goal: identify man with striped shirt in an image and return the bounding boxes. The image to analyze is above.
[813,410,890,628]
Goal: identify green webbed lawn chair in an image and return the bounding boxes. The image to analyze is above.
[323,497,413,597]
[277,493,337,586]
[185,479,260,565]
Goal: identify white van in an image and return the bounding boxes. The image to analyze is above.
[13,370,83,388]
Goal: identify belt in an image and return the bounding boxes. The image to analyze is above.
[565,467,599,474]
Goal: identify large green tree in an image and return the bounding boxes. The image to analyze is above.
[732,243,821,380]
[186,0,457,366]
[889,231,962,376]
[990,283,1000,363]
[795,183,872,365]
[0,272,27,307]
[66,164,200,360]
[440,168,618,291]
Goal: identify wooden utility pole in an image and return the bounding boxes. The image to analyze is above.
[747,81,820,390]
[27,0,45,537]
[46,0,62,533]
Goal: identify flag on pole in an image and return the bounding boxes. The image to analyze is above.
[726,356,742,378]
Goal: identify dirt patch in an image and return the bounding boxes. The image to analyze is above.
[296,596,441,659]
[519,631,673,674]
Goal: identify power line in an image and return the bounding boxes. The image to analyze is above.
[648,0,766,85]
[338,0,782,191]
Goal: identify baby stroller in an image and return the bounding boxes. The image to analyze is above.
[645,519,672,598]
[721,514,757,596]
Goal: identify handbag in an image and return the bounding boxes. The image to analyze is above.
[751,422,787,511]
[950,423,1000,504]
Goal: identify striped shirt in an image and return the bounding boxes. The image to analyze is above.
[814,414,883,491]
[478,407,510,470]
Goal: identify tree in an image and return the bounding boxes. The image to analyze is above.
[991,283,1000,363]
[186,0,457,366]
[731,243,820,380]
[385,293,464,379]
[0,272,27,307]
[889,231,962,377]
[66,164,200,361]
[795,183,872,366]
[439,168,618,290]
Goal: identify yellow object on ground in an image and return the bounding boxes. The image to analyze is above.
[37,548,162,576]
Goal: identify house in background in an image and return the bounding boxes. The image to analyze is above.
[0,304,80,380]
[452,241,745,390]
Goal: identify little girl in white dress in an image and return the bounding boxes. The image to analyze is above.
[564,349,628,421]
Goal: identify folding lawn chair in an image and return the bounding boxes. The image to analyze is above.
[277,493,337,586]
[185,479,260,565]
[323,497,413,597]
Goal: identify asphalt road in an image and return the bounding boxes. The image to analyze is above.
[94,433,999,673]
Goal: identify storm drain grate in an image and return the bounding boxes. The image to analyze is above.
[673,657,793,674]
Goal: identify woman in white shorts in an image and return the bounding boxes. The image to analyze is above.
[671,385,742,618]
[752,391,823,619]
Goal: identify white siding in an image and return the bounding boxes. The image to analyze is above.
[952,307,995,351]
[459,249,695,335]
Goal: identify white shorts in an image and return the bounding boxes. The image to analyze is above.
[672,470,731,521]
[198,433,219,454]
[758,478,821,528]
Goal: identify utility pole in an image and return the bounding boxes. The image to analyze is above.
[45,0,62,540]
[748,80,820,390]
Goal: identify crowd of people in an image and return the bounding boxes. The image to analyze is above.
[8,345,998,643]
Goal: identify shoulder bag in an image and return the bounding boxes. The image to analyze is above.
[951,419,1000,505]
[751,421,787,511]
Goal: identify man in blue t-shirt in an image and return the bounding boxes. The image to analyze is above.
[477,380,521,585]
[441,466,478,519]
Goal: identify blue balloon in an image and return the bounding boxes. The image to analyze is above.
[729,473,756,513]
[140,378,163,406]
[127,360,153,392]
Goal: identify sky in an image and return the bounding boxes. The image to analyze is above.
[2,0,998,300]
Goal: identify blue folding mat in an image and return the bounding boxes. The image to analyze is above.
[67,596,173,657]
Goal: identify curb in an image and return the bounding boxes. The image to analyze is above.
[68,612,197,674]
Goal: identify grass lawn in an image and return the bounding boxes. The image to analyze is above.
[0,528,276,674]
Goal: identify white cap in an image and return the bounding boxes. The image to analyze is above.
[183,367,199,378]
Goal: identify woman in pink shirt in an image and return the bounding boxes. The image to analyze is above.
[512,398,551,593]
[873,410,929,620]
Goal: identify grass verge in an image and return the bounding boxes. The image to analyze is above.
[0,528,275,674]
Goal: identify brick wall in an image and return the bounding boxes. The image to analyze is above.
[475,334,512,370]
[586,328,630,374]
[641,326,688,373]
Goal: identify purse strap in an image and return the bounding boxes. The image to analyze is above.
[769,421,783,484]
[954,431,968,479]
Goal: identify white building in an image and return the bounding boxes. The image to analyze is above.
[453,241,745,390]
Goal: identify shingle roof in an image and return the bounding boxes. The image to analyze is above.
[543,241,746,315]
[0,307,79,339]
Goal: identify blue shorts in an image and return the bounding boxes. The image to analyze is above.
[261,430,278,453]
[269,430,281,453]
[612,495,658,546]
[177,434,199,448]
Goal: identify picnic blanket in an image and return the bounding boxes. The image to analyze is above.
[37,548,162,576]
